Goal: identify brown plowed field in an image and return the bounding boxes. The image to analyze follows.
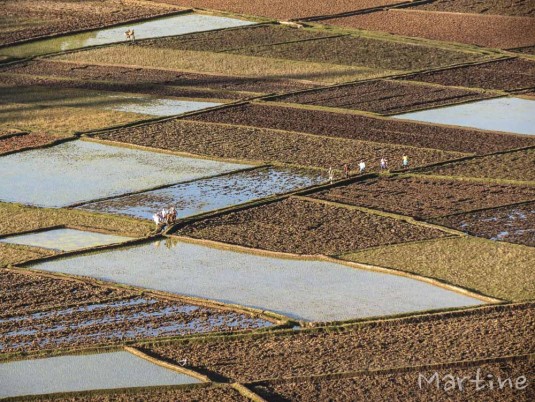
[412,0,535,17]
[97,119,465,170]
[146,0,405,20]
[398,58,535,91]
[324,10,535,49]
[251,356,534,402]
[185,103,535,154]
[271,79,493,114]
[232,35,484,71]
[433,201,535,247]
[1,60,318,97]
[0,0,181,46]
[511,45,535,55]
[174,197,448,255]
[0,132,54,155]
[144,303,535,382]
[312,176,535,219]
[420,148,535,183]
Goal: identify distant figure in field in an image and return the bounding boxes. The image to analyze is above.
[380,157,388,170]
[359,161,366,174]
[328,166,334,184]
[402,155,409,168]
[166,206,177,224]
[125,29,135,44]
[343,163,351,179]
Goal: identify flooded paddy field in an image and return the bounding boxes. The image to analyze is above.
[313,175,535,219]
[269,79,494,115]
[185,103,535,154]
[0,228,133,252]
[399,58,535,92]
[0,140,249,207]
[145,303,534,383]
[392,97,535,136]
[28,239,482,322]
[102,96,221,117]
[174,197,449,255]
[433,201,535,247]
[420,148,535,183]
[95,119,465,170]
[78,167,327,220]
[0,13,255,58]
[344,237,535,301]
[0,351,201,398]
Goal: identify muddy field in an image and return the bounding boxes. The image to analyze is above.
[0,0,181,46]
[175,197,448,255]
[399,58,535,92]
[512,45,535,55]
[420,148,535,183]
[0,131,54,155]
[97,119,465,170]
[186,103,535,154]
[146,0,404,20]
[232,34,484,71]
[270,79,493,114]
[325,10,535,49]
[251,356,534,402]
[433,201,535,247]
[144,303,535,382]
[1,60,318,98]
[312,175,535,219]
[412,0,535,17]
[0,243,57,268]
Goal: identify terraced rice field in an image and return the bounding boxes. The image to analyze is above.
[411,0,535,17]
[0,131,54,155]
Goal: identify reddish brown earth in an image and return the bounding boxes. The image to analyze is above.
[511,45,535,55]
[412,0,535,18]
[97,119,465,170]
[146,0,405,20]
[251,356,534,402]
[398,58,535,92]
[185,103,535,154]
[0,132,55,155]
[433,201,535,247]
[0,0,181,46]
[144,303,535,382]
[270,79,494,114]
[175,197,449,255]
[324,10,535,49]
[312,175,535,219]
[0,60,318,98]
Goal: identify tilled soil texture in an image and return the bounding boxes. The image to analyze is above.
[420,148,535,183]
[398,58,535,92]
[270,79,494,114]
[145,0,405,20]
[511,45,535,55]
[324,10,535,49]
[0,60,318,99]
[174,197,448,255]
[0,0,181,46]
[41,384,249,402]
[230,34,485,71]
[144,303,535,383]
[0,132,55,155]
[251,356,534,402]
[312,176,535,219]
[412,0,535,17]
[97,120,465,170]
[433,201,535,247]
[0,270,134,318]
[185,103,535,154]
[0,295,271,353]
[0,243,57,268]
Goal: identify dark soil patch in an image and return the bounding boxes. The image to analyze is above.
[420,148,535,183]
[1,60,318,97]
[251,356,534,401]
[324,10,535,49]
[433,201,535,247]
[175,197,448,255]
[144,303,535,382]
[511,45,535,55]
[312,176,535,219]
[0,132,55,155]
[412,0,535,18]
[97,119,465,170]
[398,58,535,92]
[270,79,494,114]
[185,103,535,154]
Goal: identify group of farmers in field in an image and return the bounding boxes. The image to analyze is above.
[328,155,409,184]
[153,207,177,230]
